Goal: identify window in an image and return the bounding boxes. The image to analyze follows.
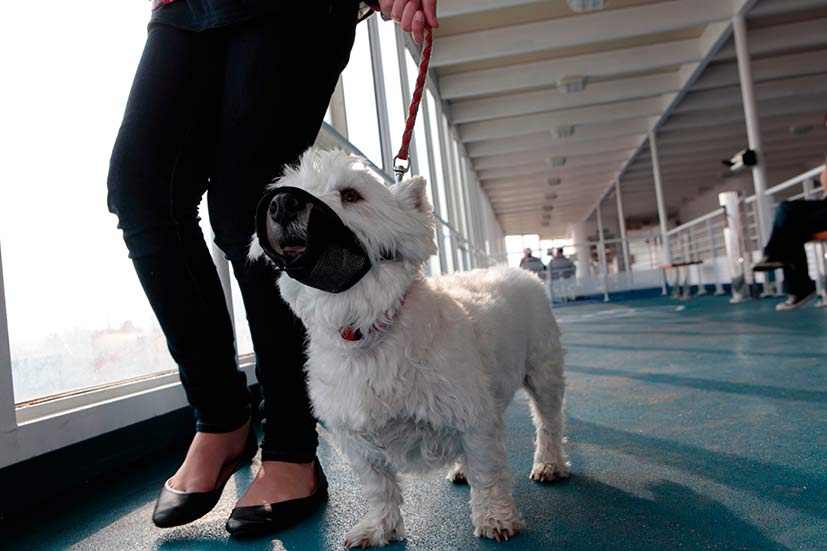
[0,2,174,403]
[340,23,383,166]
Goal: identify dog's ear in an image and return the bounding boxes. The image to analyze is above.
[394,176,432,213]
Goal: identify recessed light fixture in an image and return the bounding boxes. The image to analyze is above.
[789,124,814,136]
[545,193,557,201]
[557,76,588,94]
[567,0,608,12]
[542,205,554,212]
[548,156,567,167]
[552,125,576,139]
[547,177,562,187]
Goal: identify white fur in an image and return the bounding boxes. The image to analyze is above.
[250,149,569,547]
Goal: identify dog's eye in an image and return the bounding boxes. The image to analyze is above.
[340,188,364,203]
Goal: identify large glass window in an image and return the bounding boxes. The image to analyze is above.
[0,3,175,402]
[341,23,383,166]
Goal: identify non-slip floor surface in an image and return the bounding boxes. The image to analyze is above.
[5,295,827,550]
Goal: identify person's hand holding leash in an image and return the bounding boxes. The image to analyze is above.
[378,0,439,44]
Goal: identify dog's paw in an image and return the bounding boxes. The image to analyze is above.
[343,518,405,549]
[473,515,525,542]
[446,464,467,484]
[530,461,571,482]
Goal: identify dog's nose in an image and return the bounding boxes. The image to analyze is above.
[268,193,305,221]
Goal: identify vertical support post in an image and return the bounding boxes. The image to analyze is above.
[720,191,751,303]
[707,219,725,295]
[596,202,610,303]
[367,17,394,175]
[570,223,590,279]
[690,225,708,296]
[0,243,19,431]
[732,14,772,249]
[650,130,671,267]
[420,94,447,275]
[614,179,632,277]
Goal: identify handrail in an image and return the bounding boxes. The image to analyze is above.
[743,165,823,203]
[666,207,726,236]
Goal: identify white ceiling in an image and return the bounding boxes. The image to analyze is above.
[432,0,827,237]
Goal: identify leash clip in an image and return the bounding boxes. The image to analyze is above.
[393,156,410,183]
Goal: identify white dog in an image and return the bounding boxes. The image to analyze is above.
[250,149,569,547]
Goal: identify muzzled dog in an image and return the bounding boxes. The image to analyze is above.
[249,149,569,547]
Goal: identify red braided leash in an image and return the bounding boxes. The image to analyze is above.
[394,29,433,182]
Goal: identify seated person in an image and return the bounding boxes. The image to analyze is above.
[754,160,827,310]
[547,248,576,280]
[519,248,546,278]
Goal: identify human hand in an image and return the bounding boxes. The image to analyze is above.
[378,0,439,45]
[820,161,826,194]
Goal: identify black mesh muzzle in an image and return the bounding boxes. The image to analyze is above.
[255,186,372,293]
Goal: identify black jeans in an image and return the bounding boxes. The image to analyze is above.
[107,2,358,462]
[764,199,827,297]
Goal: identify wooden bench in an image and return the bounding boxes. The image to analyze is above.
[660,260,704,300]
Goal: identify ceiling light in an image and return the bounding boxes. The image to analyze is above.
[566,0,608,12]
[547,177,562,187]
[789,124,814,136]
[548,156,567,167]
[557,76,588,94]
[552,125,576,139]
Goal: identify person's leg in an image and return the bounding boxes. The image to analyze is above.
[107,23,252,492]
[205,1,359,505]
[764,200,827,297]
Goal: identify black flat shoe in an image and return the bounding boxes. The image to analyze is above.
[152,426,258,528]
[225,459,328,538]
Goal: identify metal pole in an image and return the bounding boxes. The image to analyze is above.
[596,202,610,302]
[649,130,672,266]
[367,17,394,175]
[614,179,632,275]
[733,14,772,248]
[707,219,725,295]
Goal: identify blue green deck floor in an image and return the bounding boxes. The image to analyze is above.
[5,295,827,550]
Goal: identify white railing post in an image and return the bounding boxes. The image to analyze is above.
[720,191,752,303]
[614,180,631,275]
[596,203,610,303]
[0,243,18,432]
[690,225,707,296]
[707,220,725,295]
[650,130,672,268]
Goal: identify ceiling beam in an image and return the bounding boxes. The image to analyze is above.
[714,18,827,60]
[475,147,636,171]
[432,0,735,68]
[675,73,827,113]
[450,72,684,124]
[749,0,827,17]
[437,0,546,18]
[468,133,647,159]
[694,49,827,91]
[439,38,701,100]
